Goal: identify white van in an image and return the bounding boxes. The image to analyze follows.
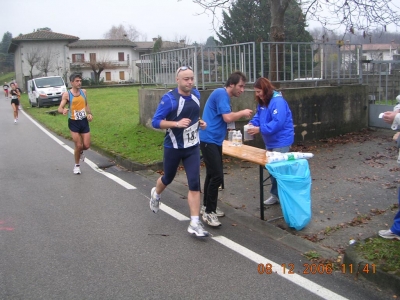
[27,76,67,108]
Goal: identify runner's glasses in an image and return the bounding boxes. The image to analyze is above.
[176,66,193,75]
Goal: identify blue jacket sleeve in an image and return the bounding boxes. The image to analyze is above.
[151,93,175,129]
[250,105,260,126]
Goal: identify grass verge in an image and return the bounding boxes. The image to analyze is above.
[0,72,16,84]
[20,86,165,165]
[355,237,400,275]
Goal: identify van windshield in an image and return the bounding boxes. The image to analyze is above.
[35,77,64,88]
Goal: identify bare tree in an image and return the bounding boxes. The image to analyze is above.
[103,24,140,41]
[36,47,56,76]
[126,25,140,41]
[140,32,148,41]
[84,54,115,84]
[25,47,41,79]
[186,0,400,80]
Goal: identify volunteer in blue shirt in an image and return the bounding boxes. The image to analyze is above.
[199,71,253,227]
[247,77,294,205]
[150,66,209,237]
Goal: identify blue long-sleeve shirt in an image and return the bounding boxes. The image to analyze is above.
[152,88,201,149]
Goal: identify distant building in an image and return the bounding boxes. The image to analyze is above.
[8,30,79,88]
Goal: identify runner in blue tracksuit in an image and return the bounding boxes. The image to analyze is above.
[247,77,294,205]
[149,66,209,237]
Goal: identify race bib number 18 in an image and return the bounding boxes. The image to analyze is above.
[183,121,199,148]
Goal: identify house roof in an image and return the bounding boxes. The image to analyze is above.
[134,41,154,50]
[134,40,187,52]
[8,30,79,53]
[362,43,399,51]
[68,39,137,48]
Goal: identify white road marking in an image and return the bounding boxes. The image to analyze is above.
[22,110,136,190]
[160,205,190,221]
[145,195,347,299]
[212,236,348,300]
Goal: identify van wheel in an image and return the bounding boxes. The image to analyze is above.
[29,99,34,107]
[37,98,41,108]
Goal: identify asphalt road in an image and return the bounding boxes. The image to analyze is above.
[0,92,394,299]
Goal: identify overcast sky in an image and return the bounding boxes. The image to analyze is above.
[1,0,222,43]
[1,0,399,44]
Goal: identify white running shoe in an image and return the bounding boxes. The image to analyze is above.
[187,221,209,237]
[215,207,225,217]
[200,206,206,215]
[264,195,279,205]
[73,165,81,174]
[150,187,161,213]
[200,206,224,217]
[202,212,221,227]
[378,229,400,240]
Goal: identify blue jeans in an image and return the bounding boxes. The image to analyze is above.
[392,188,400,235]
[267,146,291,198]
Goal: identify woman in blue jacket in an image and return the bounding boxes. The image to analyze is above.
[247,77,294,205]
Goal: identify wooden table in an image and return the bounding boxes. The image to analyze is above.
[222,140,270,220]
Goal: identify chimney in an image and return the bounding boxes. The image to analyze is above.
[179,39,185,46]
[153,37,158,42]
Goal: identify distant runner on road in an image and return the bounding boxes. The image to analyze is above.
[9,83,20,124]
[3,82,9,97]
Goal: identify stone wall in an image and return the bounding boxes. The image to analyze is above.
[139,85,368,148]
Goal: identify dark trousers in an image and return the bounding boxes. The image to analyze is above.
[200,142,223,213]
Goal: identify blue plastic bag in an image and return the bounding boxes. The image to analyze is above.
[265,159,312,230]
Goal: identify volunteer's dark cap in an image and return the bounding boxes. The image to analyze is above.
[69,72,82,82]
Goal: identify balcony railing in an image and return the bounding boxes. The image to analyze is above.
[70,60,129,69]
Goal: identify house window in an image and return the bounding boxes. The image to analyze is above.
[118,52,124,61]
[72,53,85,63]
[105,72,111,81]
[119,71,125,80]
[89,53,96,63]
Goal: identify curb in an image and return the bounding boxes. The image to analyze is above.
[219,202,339,259]
[343,241,400,295]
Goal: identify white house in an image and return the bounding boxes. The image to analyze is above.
[68,39,137,83]
[8,30,79,88]
[360,43,400,74]
[361,43,399,61]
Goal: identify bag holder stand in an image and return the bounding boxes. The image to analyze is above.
[261,169,284,222]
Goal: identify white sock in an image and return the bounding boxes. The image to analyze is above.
[191,216,199,224]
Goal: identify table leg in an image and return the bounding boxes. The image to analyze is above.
[259,165,264,220]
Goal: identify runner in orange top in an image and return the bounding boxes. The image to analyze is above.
[58,73,93,174]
